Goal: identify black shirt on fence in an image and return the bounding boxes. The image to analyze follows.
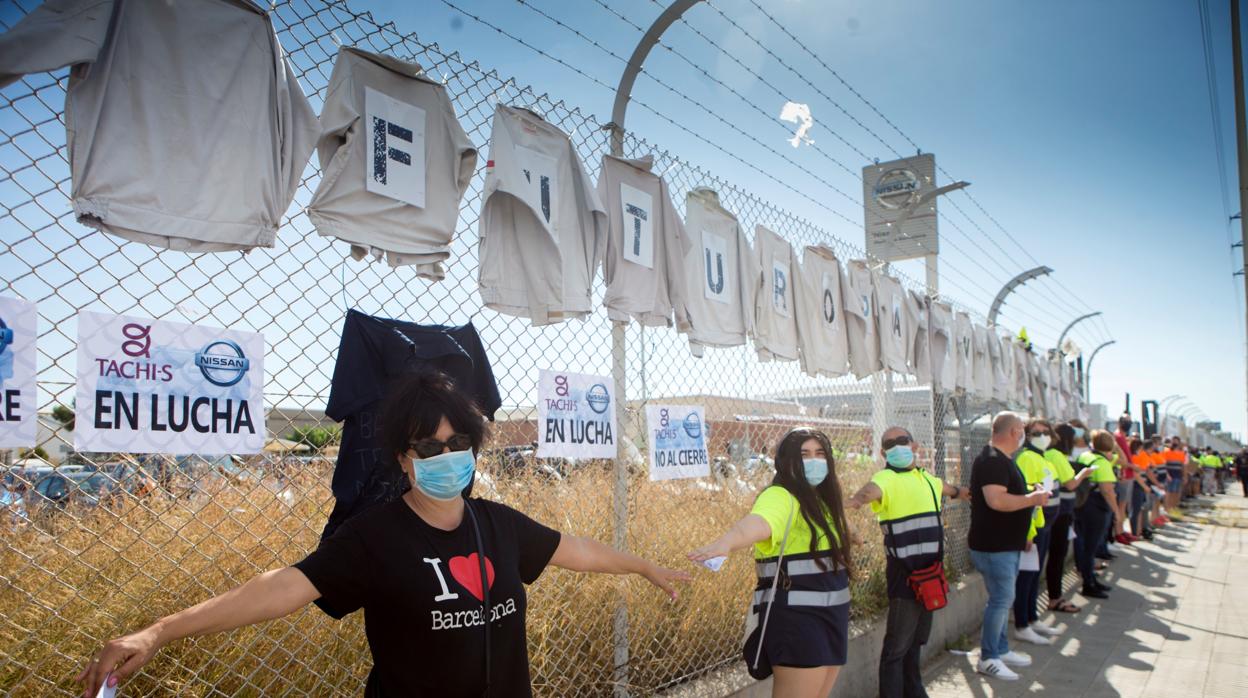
[968,444,1032,552]
[295,497,561,697]
[322,309,502,541]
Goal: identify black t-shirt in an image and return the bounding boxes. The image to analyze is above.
[295,497,561,697]
[322,310,502,540]
[968,445,1032,552]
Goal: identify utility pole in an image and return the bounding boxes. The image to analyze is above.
[1233,0,1248,439]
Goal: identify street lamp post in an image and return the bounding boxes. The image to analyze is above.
[1056,311,1102,349]
[1084,340,1117,402]
[987,266,1054,327]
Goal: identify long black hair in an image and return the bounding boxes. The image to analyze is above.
[769,427,852,573]
[1053,423,1075,456]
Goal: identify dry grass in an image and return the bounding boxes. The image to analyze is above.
[0,457,895,697]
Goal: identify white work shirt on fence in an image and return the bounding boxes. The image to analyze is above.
[908,290,931,383]
[751,225,799,362]
[845,259,881,379]
[873,271,911,375]
[953,311,974,394]
[1013,341,1032,408]
[972,323,993,400]
[0,0,319,252]
[477,105,606,326]
[990,331,1010,402]
[598,155,691,327]
[679,188,758,356]
[307,47,477,278]
[793,245,850,378]
[928,301,955,393]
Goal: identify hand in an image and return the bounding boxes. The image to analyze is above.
[1025,540,1034,552]
[687,540,730,564]
[1030,488,1051,506]
[642,563,691,601]
[77,626,162,698]
[958,486,972,502]
[846,495,864,510]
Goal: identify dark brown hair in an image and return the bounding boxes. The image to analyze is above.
[769,428,852,573]
[380,369,488,460]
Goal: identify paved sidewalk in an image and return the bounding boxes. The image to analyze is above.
[923,483,1248,698]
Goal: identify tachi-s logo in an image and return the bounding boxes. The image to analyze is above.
[195,340,250,387]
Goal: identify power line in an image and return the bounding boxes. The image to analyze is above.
[737,0,1107,325]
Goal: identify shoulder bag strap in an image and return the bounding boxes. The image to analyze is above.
[752,495,796,671]
[464,500,491,696]
[921,471,944,557]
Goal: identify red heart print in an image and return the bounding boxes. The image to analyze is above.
[448,553,496,602]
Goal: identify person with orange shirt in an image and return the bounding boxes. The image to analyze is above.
[1148,439,1169,527]
[1127,438,1164,541]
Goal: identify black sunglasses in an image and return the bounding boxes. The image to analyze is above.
[410,433,473,459]
[882,434,912,450]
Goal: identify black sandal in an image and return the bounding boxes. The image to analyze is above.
[1048,599,1081,613]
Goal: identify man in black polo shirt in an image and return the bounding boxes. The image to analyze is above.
[969,413,1050,682]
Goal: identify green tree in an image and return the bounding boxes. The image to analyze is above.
[288,425,342,452]
[51,403,75,431]
[18,446,49,461]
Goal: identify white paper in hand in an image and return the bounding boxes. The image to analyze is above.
[96,676,116,698]
[702,556,727,572]
[1019,546,1040,572]
[1068,526,1077,541]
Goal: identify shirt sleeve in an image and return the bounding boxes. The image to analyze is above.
[979,456,1013,489]
[868,470,889,516]
[494,502,561,585]
[293,524,373,619]
[0,0,113,88]
[750,486,795,549]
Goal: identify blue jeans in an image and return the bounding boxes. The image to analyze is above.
[971,549,1020,660]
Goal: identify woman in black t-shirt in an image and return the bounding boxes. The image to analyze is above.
[77,371,689,698]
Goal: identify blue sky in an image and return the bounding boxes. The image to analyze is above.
[358,0,1247,435]
[0,0,1242,442]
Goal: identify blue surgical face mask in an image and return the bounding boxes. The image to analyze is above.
[411,449,476,501]
[802,457,828,486]
[1072,427,1085,439]
[885,445,916,469]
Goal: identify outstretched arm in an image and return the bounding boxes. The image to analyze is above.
[687,514,772,562]
[847,481,884,509]
[550,534,690,601]
[78,567,319,698]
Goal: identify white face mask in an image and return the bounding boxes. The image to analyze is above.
[1030,435,1052,451]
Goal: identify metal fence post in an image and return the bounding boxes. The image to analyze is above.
[610,320,630,698]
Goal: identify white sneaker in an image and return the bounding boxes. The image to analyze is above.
[1107,542,1122,554]
[1000,650,1033,667]
[976,658,1019,681]
[1014,626,1052,645]
[1031,621,1062,637]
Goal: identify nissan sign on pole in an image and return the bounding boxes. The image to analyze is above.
[862,153,939,262]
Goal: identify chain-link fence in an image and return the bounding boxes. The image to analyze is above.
[0,1,1038,695]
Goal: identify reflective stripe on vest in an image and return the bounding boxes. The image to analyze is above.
[893,541,941,559]
[754,587,850,607]
[755,557,828,579]
[885,513,940,535]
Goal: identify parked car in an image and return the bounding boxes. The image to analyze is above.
[28,471,105,510]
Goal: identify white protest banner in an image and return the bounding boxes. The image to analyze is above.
[0,296,38,447]
[645,404,710,481]
[75,311,265,454]
[536,369,616,459]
